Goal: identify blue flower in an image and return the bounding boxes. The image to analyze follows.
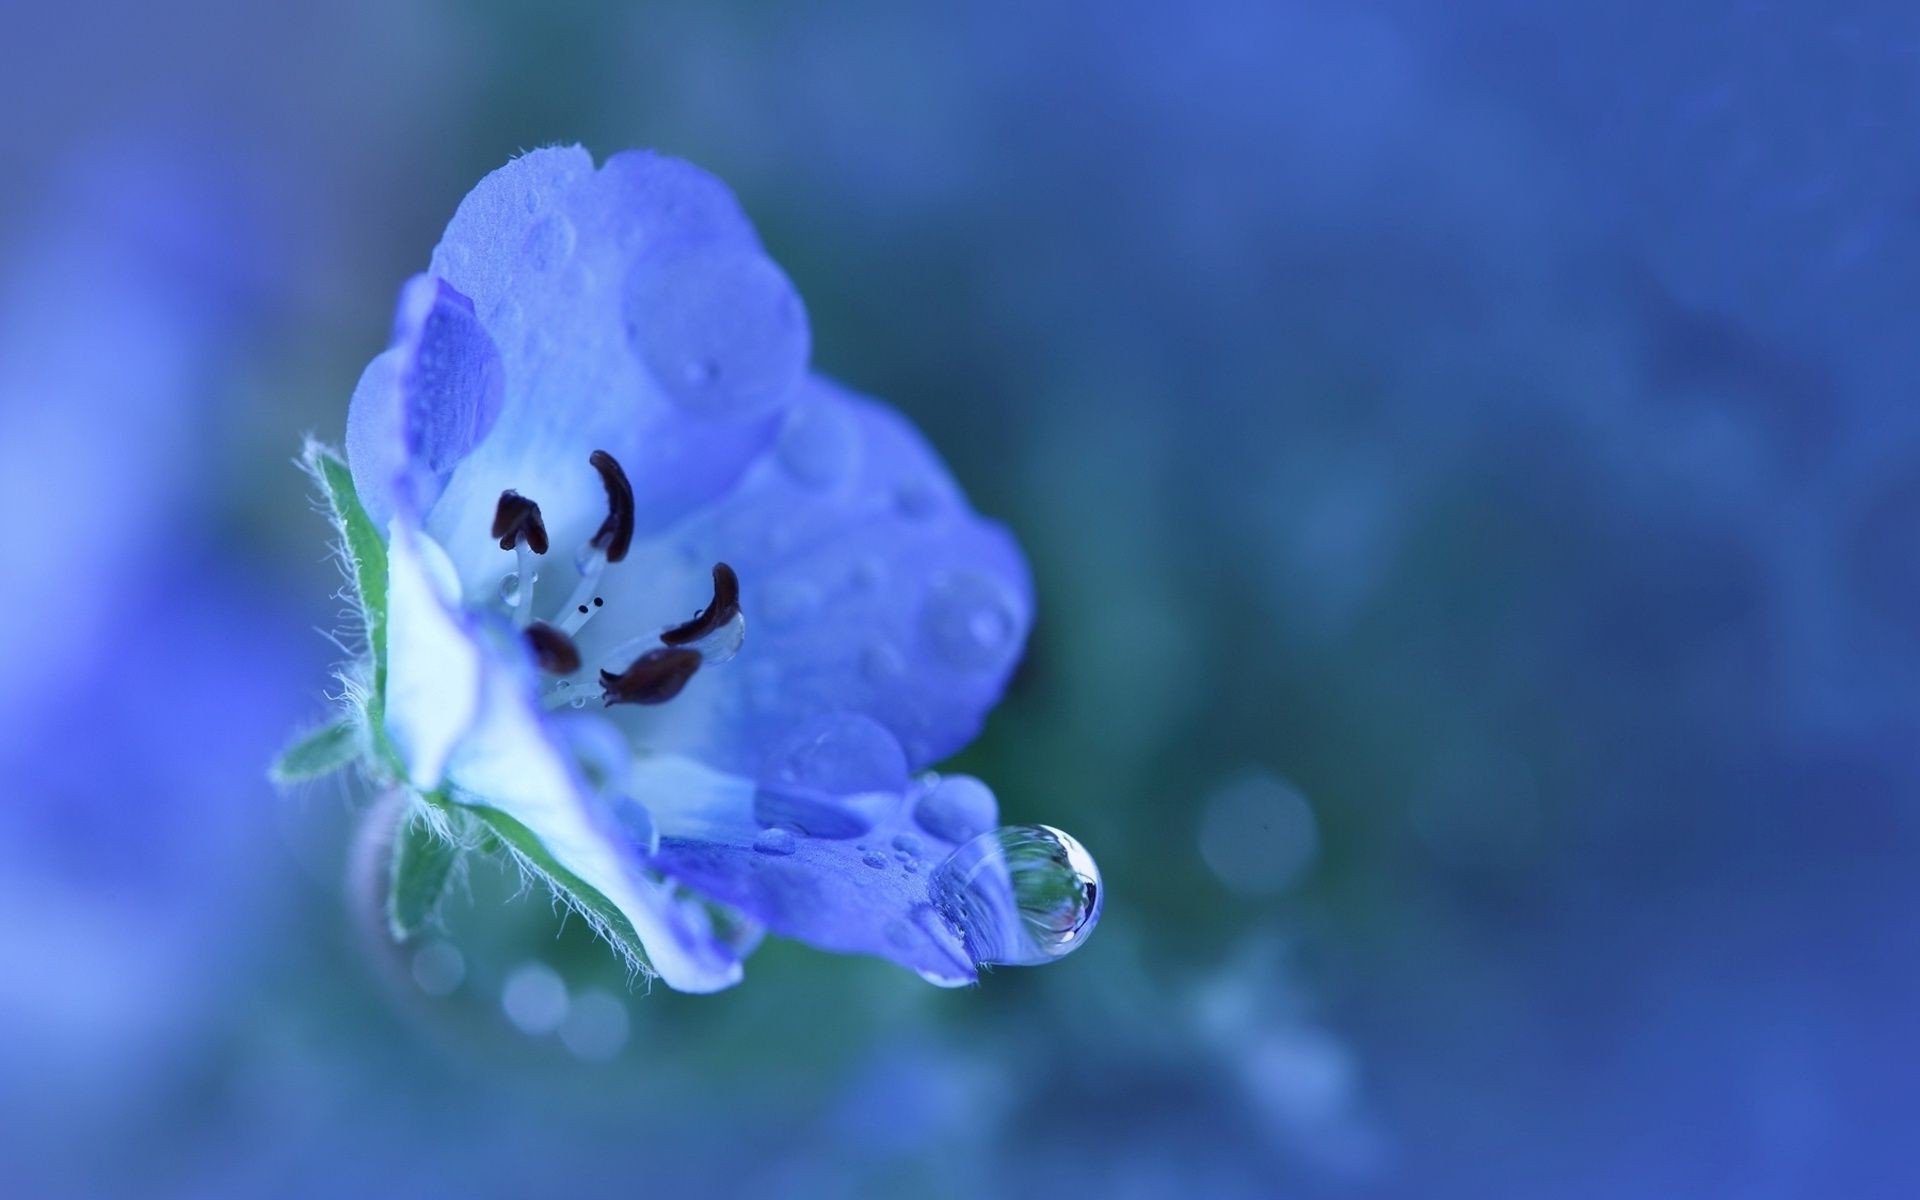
[306,146,1100,992]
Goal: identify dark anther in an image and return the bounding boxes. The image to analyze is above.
[491,490,550,554]
[524,621,582,675]
[661,562,741,647]
[588,450,635,563]
[600,647,702,706]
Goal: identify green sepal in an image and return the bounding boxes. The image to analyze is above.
[388,806,460,940]
[443,797,655,976]
[269,719,362,784]
[301,439,399,775]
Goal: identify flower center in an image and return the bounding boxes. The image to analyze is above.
[487,449,745,711]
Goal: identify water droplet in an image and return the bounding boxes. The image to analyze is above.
[921,570,1022,672]
[521,214,576,272]
[913,774,999,844]
[930,825,1102,967]
[569,696,588,709]
[559,988,630,1062]
[498,571,525,605]
[903,859,920,874]
[501,962,569,1035]
[860,640,906,682]
[686,609,747,664]
[623,244,810,419]
[753,827,797,856]
[891,832,923,856]
[775,399,858,488]
[753,713,907,839]
[894,477,941,518]
[862,850,889,869]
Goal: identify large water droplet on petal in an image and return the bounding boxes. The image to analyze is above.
[753,826,796,856]
[921,569,1022,672]
[753,713,907,839]
[913,774,998,844]
[775,397,858,488]
[930,824,1102,967]
[623,243,809,419]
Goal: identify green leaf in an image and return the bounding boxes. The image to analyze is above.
[450,800,655,975]
[269,719,362,784]
[388,809,459,940]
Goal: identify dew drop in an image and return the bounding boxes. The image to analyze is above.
[913,774,999,844]
[687,609,747,665]
[861,640,906,682]
[498,571,524,605]
[862,850,889,869]
[623,244,810,419]
[930,825,1102,967]
[753,826,797,856]
[921,570,1022,672]
[521,214,576,272]
[776,398,858,488]
[891,832,923,856]
[894,477,941,519]
[753,713,907,839]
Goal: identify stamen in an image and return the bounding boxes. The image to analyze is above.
[661,562,741,647]
[600,647,702,706]
[588,450,635,563]
[491,491,549,554]
[525,621,583,676]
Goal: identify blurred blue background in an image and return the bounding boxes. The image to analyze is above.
[2,1,1915,1196]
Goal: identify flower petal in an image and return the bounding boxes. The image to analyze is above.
[346,276,505,529]
[636,755,1000,984]
[412,146,812,600]
[600,376,1033,775]
[383,519,483,789]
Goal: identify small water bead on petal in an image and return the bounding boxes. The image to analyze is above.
[930,825,1103,968]
[921,569,1023,673]
[622,242,810,420]
[891,832,923,856]
[860,640,906,682]
[519,214,576,273]
[775,397,859,488]
[893,477,943,519]
[913,775,1000,845]
[661,562,741,648]
[862,850,889,869]
[753,713,909,839]
[752,826,797,856]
